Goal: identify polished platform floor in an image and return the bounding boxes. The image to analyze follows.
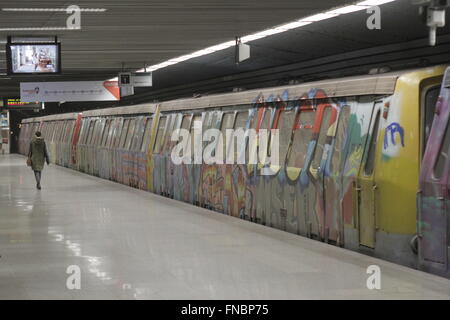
[1,154,450,299]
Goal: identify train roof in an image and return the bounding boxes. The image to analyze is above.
[158,71,399,112]
[20,65,447,123]
[22,112,80,123]
[82,103,157,117]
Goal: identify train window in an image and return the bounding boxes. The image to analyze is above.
[276,109,296,166]
[66,120,74,143]
[86,120,95,145]
[60,121,67,142]
[220,113,235,162]
[45,122,52,141]
[140,117,154,152]
[256,108,272,164]
[56,122,60,141]
[189,115,202,159]
[60,121,66,142]
[63,121,69,142]
[48,122,54,142]
[76,121,84,143]
[80,120,89,144]
[53,122,60,142]
[119,119,130,148]
[111,119,122,148]
[98,120,108,146]
[68,120,74,142]
[89,120,97,145]
[106,119,114,146]
[153,116,167,154]
[107,119,116,148]
[52,122,58,141]
[170,114,191,156]
[132,117,145,151]
[433,121,450,180]
[162,115,177,153]
[111,119,119,147]
[82,121,89,144]
[87,119,97,145]
[423,86,440,155]
[126,119,137,150]
[287,109,315,169]
[105,119,114,147]
[53,122,60,141]
[230,112,248,162]
[64,121,71,143]
[93,120,103,146]
[101,120,111,147]
[245,108,261,164]
[311,106,332,169]
[50,123,55,141]
[364,110,381,176]
[42,123,47,139]
[90,120,98,145]
[86,120,94,144]
[330,106,351,175]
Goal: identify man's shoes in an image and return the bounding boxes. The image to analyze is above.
[37,183,41,190]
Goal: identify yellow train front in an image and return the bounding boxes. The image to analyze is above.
[18,65,449,278]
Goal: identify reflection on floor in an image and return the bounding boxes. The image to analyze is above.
[0,154,449,300]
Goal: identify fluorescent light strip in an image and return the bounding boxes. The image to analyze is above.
[2,8,107,12]
[0,27,79,31]
[113,0,397,78]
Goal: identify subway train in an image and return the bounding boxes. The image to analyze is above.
[19,65,450,278]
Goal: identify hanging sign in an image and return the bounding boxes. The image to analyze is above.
[20,80,121,102]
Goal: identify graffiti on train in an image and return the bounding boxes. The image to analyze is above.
[384,122,405,149]
[21,65,450,278]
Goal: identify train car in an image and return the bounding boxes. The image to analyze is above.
[78,104,157,189]
[19,113,82,168]
[19,65,450,278]
[418,66,450,278]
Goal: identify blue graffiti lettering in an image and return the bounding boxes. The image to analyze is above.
[384,122,405,149]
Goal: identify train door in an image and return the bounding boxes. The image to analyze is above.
[304,99,335,240]
[123,118,137,185]
[218,112,235,214]
[111,117,124,182]
[254,107,272,225]
[159,114,175,196]
[189,114,204,205]
[323,103,351,244]
[199,110,218,208]
[269,105,296,230]
[358,102,383,248]
[172,114,192,201]
[152,115,167,195]
[229,110,249,218]
[71,114,82,169]
[418,69,450,276]
[167,114,183,197]
[285,103,315,236]
[138,116,153,190]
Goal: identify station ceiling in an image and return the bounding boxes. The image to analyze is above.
[0,0,450,104]
[0,0,356,97]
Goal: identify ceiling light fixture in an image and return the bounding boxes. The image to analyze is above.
[0,27,73,31]
[112,0,397,79]
[2,8,107,12]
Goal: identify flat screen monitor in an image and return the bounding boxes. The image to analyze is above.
[6,43,61,75]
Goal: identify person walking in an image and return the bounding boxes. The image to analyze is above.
[28,131,50,190]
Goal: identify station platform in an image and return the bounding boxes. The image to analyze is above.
[1,154,449,300]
